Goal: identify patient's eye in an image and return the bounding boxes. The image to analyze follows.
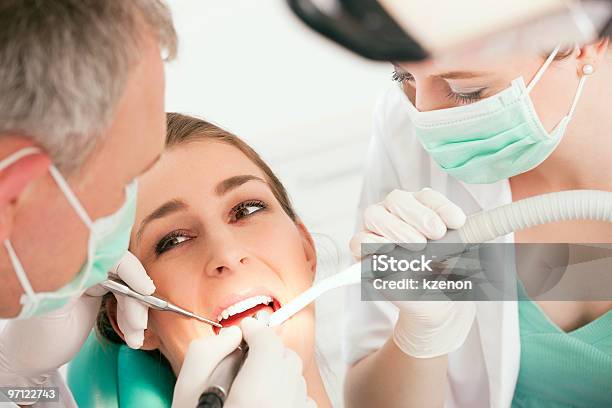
[155,230,194,255]
[230,200,267,222]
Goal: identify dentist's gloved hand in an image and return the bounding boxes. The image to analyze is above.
[105,251,156,348]
[350,188,476,358]
[0,251,154,388]
[172,318,315,408]
[0,295,100,389]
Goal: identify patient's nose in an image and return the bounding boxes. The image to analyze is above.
[204,232,250,277]
[207,253,248,277]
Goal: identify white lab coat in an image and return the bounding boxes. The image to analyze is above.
[343,84,521,408]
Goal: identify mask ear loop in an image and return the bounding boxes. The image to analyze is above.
[0,147,42,171]
[4,240,37,307]
[526,44,561,93]
[566,64,593,119]
[1,148,45,309]
[48,166,94,229]
[551,63,593,134]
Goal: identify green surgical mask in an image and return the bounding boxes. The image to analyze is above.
[2,147,138,319]
[404,45,589,184]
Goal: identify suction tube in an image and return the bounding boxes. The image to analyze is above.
[449,190,612,243]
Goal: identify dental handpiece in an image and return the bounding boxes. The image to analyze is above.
[197,340,249,408]
[197,310,271,408]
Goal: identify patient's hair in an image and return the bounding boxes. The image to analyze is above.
[165,112,297,221]
[97,112,298,345]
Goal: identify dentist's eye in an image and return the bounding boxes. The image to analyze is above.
[447,88,485,104]
[230,200,267,222]
[392,70,414,83]
[155,230,194,255]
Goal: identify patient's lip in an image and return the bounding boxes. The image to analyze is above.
[212,287,280,322]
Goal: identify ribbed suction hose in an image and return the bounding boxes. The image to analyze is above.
[450,190,612,243]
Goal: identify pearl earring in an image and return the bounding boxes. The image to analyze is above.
[582,64,594,75]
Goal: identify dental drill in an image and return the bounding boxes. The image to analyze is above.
[197,189,612,407]
[197,310,271,408]
[197,339,249,408]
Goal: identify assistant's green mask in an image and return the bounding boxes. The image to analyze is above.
[404,46,589,184]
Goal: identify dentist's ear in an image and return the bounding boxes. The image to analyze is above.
[295,221,317,278]
[105,296,161,351]
[0,138,51,241]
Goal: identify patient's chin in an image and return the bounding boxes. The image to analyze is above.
[140,328,161,351]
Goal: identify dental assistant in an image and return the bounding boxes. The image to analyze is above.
[0,2,313,408]
[344,38,612,407]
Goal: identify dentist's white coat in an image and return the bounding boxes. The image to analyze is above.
[344,84,521,408]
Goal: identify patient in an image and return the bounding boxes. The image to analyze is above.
[97,112,331,407]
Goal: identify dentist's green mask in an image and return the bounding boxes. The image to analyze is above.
[2,147,137,319]
[405,46,589,184]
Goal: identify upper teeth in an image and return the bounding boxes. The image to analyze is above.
[217,295,273,322]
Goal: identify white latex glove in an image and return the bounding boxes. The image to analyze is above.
[172,318,315,408]
[0,295,101,388]
[108,251,155,348]
[351,188,476,358]
[0,251,154,388]
[226,318,315,408]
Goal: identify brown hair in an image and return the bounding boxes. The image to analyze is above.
[97,112,298,345]
[165,112,297,221]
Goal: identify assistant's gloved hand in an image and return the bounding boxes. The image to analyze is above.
[0,251,154,388]
[350,188,476,358]
[172,318,316,408]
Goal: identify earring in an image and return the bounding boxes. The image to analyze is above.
[582,64,594,75]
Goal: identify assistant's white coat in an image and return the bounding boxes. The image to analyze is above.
[343,84,520,408]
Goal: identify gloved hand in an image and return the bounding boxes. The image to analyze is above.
[350,188,476,358]
[0,295,100,389]
[172,318,316,408]
[103,251,156,349]
[0,251,155,388]
[226,318,315,408]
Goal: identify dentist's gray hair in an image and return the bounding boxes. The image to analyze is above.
[0,0,177,173]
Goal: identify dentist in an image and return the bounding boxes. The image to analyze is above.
[0,2,312,407]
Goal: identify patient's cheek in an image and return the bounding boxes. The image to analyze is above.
[148,310,215,370]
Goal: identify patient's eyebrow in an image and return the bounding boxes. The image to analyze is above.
[135,199,188,244]
[215,175,266,195]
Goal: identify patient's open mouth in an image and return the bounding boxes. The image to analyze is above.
[214,295,281,335]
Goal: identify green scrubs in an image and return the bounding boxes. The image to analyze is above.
[512,285,612,407]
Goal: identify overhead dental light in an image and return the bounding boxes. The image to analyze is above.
[287,0,612,61]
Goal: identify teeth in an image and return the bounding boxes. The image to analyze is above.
[217,295,273,322]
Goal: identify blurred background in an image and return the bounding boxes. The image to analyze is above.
[164,1,390,404]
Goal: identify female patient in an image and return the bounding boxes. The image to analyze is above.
[98,112,332,407]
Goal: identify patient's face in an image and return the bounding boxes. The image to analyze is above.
[128,139,316,373]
